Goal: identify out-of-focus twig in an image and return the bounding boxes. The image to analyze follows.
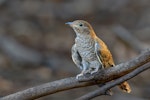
[0,0,7,7]
[0,35,44,64]
[0,35,75,73]
[111,25,149,53]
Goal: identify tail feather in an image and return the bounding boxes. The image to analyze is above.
[118,81,131,93]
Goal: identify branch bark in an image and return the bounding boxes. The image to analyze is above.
[1,49,150,100]
[76,62,150,100]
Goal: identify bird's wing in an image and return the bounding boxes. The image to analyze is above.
[95,37,115,68]
[71,44,82,70]
[94,40,104,68]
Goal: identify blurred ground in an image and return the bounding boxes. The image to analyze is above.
[0,0,150,100]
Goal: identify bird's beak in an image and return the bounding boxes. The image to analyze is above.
[65,22,73,27]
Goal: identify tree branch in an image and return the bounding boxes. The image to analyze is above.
[1,49,150,100]
[76,62,150,100]
[78,49,150,82]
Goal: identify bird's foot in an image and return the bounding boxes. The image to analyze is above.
[90,67,99,74]
[76,73,84,79]
[76,70,90,79]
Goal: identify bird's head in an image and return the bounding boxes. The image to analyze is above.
[66,20,95,36]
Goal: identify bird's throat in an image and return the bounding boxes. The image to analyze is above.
[75,34,95,48]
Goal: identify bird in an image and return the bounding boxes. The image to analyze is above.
[66,20,131,93]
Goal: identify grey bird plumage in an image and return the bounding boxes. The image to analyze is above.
[66,20,131,93]
[66,20,102,79]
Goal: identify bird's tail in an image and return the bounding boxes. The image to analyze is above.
[118,81,131,93]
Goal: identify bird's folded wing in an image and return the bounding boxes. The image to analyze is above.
[95,38,115,68]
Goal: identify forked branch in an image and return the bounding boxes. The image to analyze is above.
[76,62,150,100]
[1,49,150,100]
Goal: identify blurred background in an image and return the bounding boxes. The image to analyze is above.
[0,0,149,100]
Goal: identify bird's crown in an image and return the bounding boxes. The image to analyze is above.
[66,20,94,36]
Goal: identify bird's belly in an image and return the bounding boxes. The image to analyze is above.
[75,37,98,62]
[77,45,97,61]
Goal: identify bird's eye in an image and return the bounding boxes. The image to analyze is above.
[79,24,83,27]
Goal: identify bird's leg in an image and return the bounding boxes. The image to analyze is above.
[89,61,101,74]
[79,65,83,70]
[76,71,84,79]
[76,60,89,79]
[90,67,99,74]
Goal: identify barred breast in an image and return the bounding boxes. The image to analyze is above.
[75,36,97,61]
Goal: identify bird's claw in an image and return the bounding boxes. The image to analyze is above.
[90,70,97,74]
[76,73,83,79]
[90,67,99,74]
